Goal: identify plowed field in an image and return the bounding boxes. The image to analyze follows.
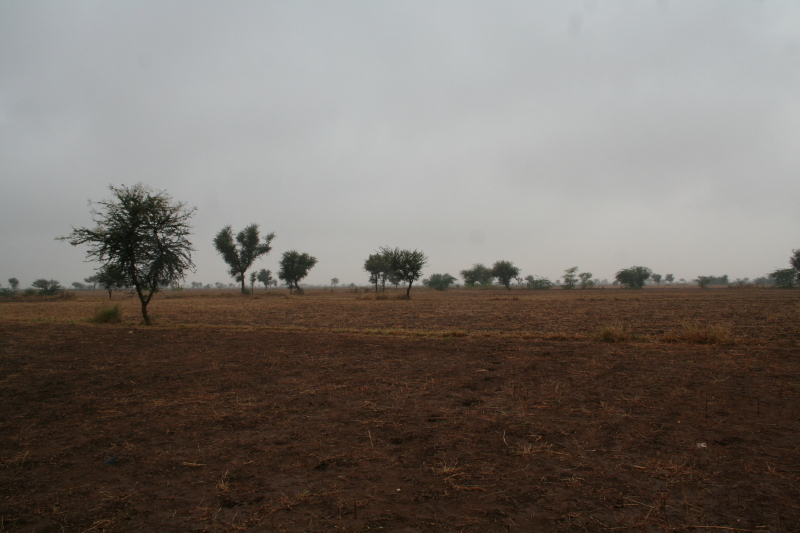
[1,287,799,532]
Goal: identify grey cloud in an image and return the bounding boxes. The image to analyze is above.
[2,1,799,288]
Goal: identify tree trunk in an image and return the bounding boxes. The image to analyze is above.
[133,283,152,325]
[240,271,247,294]
[406,281,412,298]
[107,288,112,299]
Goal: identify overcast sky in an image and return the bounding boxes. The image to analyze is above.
[1,1,798,288]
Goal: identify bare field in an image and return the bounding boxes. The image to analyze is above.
[1,288,799,532]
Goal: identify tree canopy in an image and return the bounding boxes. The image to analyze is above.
[790,249,800,282]
[460,263,493,287]
[213,224,275,294]
[769,268,797,289]
[491,261,520,290]
[615,266,653,289]
[256,268,273,290]
[525,275,554,290]
[95,263,128,299]
[32,279,64,295]
[423,273,457,291]
[562,267,579,289]
[60,183,196,325]
[364,252,391,292]
[380,247,427,298]
[278,251,318,294]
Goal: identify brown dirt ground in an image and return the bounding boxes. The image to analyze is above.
[1,288,799,532]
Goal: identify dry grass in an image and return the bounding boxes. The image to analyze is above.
[592,323,631,343]
[661,322,736,345]
[89,304,123,324]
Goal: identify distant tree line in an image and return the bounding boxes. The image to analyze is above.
[39,183,800,323]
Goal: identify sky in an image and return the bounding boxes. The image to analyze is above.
[1,0,799,289]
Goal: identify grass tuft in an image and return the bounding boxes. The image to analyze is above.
[90,304,123,324]
[662,322,735,345]
[593,323,630,343]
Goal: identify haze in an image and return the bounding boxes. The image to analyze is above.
[1,1,798,289]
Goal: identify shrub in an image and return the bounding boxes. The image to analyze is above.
[423,273,457,291]
[90,305,123,324]
[525,275,554,290]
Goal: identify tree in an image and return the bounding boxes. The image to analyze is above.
[696,276,713,289]
[769,268,797,289]
[525,275,554,290]
[257,268,273,290]
[7,278,19,291]
[381,247,427,298]
[492,261,520,290]
[651,273,662,285]
[364,252,391,292]
[387,272,402,289]
[562,267,579,289]
[32,279,64,295]
[71,282,86,290]
[213,224,275,294]
[578,271,594,289]
[95,263,128,299]
[423,273,457,291]
[331,278,339,287]
[460,263,493,287]
[664,273,674,284]
[60,183,196,325]
[615,266,653,289]
[278,251,318,294]
[249,271,257,294]
[84,275,99,290]
[791,249,800,272]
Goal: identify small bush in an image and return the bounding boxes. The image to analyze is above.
[593,324,630,343]
[662,323,735,345]
[90,305,123,324]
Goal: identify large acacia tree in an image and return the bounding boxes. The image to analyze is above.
[278,251,318,294]
[460,263,493,287]
[60,184,196,325]
[213,224,275,294]
[381,246,427,298]
[491,260,520,290]
[615,266,653,289]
